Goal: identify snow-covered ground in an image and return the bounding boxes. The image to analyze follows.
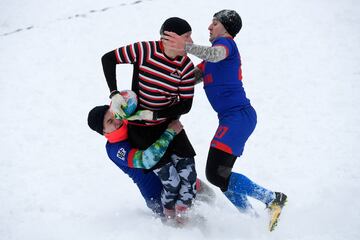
[1,0,360,239]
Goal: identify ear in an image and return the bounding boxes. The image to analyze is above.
[223,31,232,37]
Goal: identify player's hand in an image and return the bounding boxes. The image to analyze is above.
[110,92,127,119]
[167,120,183,134]
[127,110,154,121]
[163,31,187,56]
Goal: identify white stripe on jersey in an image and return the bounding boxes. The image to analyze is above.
[140,65,181,84]
[139,74,178,91]
[139,90,168,100]
[181,78,195,84]
[122,47,130,63]
[179,93,194,98]
[139,97,173,107]
[179,86,194,91]
[129,44,136,61]
[138,42,144,65]
[181,62,195,78]
[147,55,179,73]
[115,48,121,63]
[139,82,169,94]
[138,83,179,99]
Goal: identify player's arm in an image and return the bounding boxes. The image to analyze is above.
[101,50,118,92]
[163,31,227,62]
[102,43,138,92]
[184,43,227,62]
[194,61,205,85]
[154,98,193,120]
[102,43,139,118]
[129,120,183,169]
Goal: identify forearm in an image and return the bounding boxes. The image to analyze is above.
[131,129,176,169]
[185,43,227,62]
[194,67,203,84]
[101,50,118,92]
[155,98,193,119]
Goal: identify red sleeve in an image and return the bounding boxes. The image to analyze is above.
[197,61,205,72]
[127,148,138,168]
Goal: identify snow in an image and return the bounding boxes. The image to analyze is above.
[1,0,360,239]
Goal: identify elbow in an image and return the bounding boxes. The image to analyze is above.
[101,54,106,64]
[101,54,108,69]
[183,105,191,114]
[101,51,117,66]
[182,99,193,114]
[101,52,110,66]
[210,59,222,63]
[206,56,223,63]
[142,153,155,169]
[143,162,152,170]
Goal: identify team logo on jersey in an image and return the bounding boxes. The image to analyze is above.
[116,148,126,161]
[170,69,181,78]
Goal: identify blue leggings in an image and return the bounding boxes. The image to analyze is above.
[225,172,274,211]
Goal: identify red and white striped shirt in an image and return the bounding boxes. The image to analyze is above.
[114,41,195,112]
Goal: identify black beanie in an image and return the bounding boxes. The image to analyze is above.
[214,10,242,37]
[160,17,192,36]
[87,105,109,135]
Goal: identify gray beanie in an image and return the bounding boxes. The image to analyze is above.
[214,10,242,37]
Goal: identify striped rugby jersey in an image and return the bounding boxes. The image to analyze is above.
[114,41,195,114]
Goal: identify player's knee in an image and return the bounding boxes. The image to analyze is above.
[206,148,236,191]
[205,165,218,187]
[205,164,230,191]
[205,172,222,189]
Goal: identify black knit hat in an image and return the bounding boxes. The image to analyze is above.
[160,17,192,36]
[87,105,109,135]
[214,10,242,37]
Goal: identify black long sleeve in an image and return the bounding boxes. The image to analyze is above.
[155,98,193,119]
[101,50,118,93]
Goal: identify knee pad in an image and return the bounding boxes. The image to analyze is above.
[206,163,232,191]
[205,147,237,191]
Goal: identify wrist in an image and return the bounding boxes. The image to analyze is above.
[109,90,120,99]
[165,128,177,136]
[184,43,193,53]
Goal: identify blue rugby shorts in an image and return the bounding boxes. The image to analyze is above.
[210,106,257,156]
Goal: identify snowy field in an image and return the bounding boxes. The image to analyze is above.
[1,0,360,239]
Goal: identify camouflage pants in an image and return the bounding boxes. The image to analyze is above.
[153,154,197,210]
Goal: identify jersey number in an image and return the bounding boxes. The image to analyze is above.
[215,125,229,139]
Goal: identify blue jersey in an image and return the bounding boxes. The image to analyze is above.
[198,37,256,156]
[199,37,250,115]
[106,141,162,204]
